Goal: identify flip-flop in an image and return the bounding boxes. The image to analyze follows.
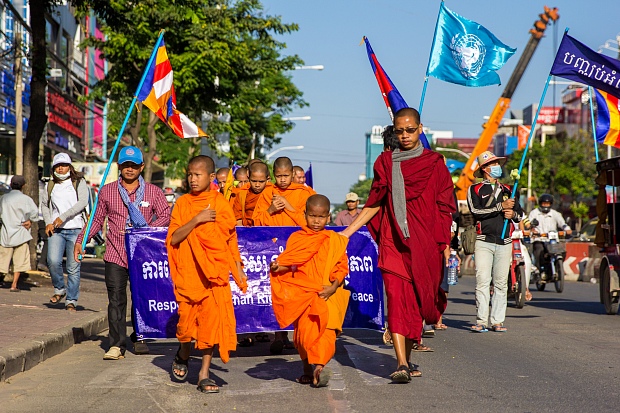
[491,325,507,333]
[470,324,488,333]
[313,366,331,388]
[197,377,219,394]
[296,374,313,385]
[433,323,448,330]
[9,288,20,292]
[408,362,422,378]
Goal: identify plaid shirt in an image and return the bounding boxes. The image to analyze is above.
[77,180,171,268]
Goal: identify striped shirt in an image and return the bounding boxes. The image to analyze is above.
[77,180,170,268]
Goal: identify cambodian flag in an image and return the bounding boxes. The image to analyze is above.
[595,89,620,148]
[137,37,207,139]
[364,37,430,149]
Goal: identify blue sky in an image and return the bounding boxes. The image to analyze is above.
[260,0,620,202]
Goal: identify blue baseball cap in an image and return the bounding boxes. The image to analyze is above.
[118,146,144,165]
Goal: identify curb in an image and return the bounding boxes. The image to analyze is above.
[0,312,107,382]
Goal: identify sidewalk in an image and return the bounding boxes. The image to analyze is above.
[0,258,109,381]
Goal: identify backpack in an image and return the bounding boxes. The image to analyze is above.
[462,184,503,255]
[47,178,89,222]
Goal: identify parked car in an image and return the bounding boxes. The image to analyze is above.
[578,217,598,242]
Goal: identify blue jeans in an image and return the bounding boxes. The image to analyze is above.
[474,240,512,327]
[48,228,82,306]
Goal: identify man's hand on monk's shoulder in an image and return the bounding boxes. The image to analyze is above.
[194,206,216,224]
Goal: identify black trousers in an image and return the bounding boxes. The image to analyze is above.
[533,242,546,273]
[104,261,138,354]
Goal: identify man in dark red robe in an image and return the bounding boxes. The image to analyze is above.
[341,107,455,383]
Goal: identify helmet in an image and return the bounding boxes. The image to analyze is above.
[538,193,553,213]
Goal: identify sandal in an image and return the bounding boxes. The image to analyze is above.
[50,293,66,304]
[197,377,219,394]
[382,328,393,345]
[389,365,411,383]
[491,325,507,332]
[412,343,434,352]
[66,303,77,312]
[433,323,448,330]
[296,374,313,385]
[313,366,331,388]
[255,333,270,342]
[171,347,190,381]
[408,362,422,378]
[237,337,254,347]
[470,324,488,333]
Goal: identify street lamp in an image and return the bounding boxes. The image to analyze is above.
[265,145,304,161]
[435,147,471,159]
[294,65,324,71]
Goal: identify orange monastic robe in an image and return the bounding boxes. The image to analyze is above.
[253,183,315,226]
[166,190,247,363]
[232,189,262,227]
[270,228,349,365]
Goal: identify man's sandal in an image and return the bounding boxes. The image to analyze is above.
[491,325,507,332]
[50,293,66,304]
[171,347,189,381]
[389,365,412,383]
[412,343,434,352]
[197,378,219,394]
[408,362,422,378]
[470,324,488,333]
[66,303,77,312]
[433,323,448,330]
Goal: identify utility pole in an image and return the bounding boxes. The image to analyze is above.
[15,26,23,174]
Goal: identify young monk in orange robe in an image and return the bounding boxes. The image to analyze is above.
[166,155,248,394]
[253,156,315,227]
[270,194,350,387]
[232,162,271,227]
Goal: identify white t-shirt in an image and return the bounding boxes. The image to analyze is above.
[50,180,84,229]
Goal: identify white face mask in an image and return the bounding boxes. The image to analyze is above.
[54,171,70,180]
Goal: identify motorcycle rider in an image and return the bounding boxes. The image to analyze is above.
[528,194,571,280]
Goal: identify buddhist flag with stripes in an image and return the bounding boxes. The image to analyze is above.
[595,89,620,148]
[137,37,207,139]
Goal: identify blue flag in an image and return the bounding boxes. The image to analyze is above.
[428,2,516,87]
[551,33,620,99]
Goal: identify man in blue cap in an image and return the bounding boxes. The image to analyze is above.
[75,146,171,360]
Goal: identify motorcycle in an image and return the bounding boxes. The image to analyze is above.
[524,220,568,293]
[508,229,528,308]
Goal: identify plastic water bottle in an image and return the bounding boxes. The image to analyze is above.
[447,250,459,285]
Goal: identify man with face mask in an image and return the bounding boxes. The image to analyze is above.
[528,194,571,279]
[467,151,523,333]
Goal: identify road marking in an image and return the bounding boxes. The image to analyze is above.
[326,357,346,391]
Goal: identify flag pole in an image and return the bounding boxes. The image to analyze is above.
[418,1,443,116]
[501,27,570,238]
[588,86,599,162]
[80,30,166,255]
[500,74,553,238]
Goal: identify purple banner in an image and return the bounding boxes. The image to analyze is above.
[126,226,384,339]
[551,33,620,98]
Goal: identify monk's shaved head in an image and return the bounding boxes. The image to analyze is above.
[216,167,230,178]
[188,155,215,175]
[293,165,304,174]
[306,194,330,212]
[235,167,248,179]
[394,107,420,124]
[273,157,293,172]
[249,161,269,177]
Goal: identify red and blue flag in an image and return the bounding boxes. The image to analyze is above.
[595,89,620,148]
[364,37,430,149]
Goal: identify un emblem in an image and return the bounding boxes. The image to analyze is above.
[450,33,486,79]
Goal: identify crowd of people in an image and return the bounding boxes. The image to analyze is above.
[0,106,577,393]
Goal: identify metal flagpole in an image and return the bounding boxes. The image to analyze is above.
[80,30,166,255]
[418,1,443,116]
[588,86,599,162]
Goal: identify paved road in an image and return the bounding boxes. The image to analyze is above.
[1,276,619,413]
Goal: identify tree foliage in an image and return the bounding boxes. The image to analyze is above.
[82,0,307,179]
[504,133,599,202]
